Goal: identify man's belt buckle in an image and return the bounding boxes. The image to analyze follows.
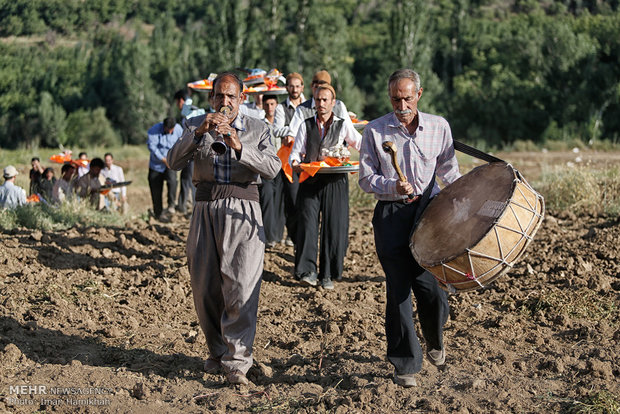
[403,195,419,204]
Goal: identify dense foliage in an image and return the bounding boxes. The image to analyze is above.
[1,0,619,149]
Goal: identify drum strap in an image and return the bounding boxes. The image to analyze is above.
[410,168,437,238]
[453,140,505,163]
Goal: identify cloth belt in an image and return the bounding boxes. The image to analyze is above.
[195,182,259,203]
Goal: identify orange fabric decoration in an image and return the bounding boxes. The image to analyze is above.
[26,194,40,203]
[277,144,294,183]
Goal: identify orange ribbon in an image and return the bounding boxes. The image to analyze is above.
[277,144,294,183]
[26,194,40,203]
[298,159,359,183]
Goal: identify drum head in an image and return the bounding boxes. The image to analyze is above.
[412,162,516,266]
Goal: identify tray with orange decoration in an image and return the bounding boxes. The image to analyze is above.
[187,79,213,92]
[351,118,369,129]
[300,158,359,175]
[244,84,288,95]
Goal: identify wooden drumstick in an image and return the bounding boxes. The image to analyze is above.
[382,141,414,200]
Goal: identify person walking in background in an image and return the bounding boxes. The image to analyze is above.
[29,157,44,196]
[147,117,182,220]
[174,88,206,214]
[52,163,77,204]
[0,165,27,209]
[259,94,286,247]
[358,68,461,388]
[289,84,361,290]
[102,152,128,213]
[167,72,281,386]
[273,72,306,247]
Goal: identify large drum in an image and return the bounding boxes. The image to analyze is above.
[410,162,544,292]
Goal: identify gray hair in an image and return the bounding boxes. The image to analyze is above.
[388,69,421,94]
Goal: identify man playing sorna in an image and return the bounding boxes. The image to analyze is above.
[167,72,281,386]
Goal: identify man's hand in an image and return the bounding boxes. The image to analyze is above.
[216,124,242,152]
[162,157,170,169]
[396,180,414,195]
[291,160,302,173]
[195,112,231,136]
[283,135,294,147]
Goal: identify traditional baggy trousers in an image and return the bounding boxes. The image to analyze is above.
[294,173,349,280]
[187,198,265,374]
[372,199,449,375]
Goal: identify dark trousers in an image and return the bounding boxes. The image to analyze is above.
[372,200,449,375]
[177,161,195,213]
[259,173,285,243]
[295,173,348,280]
[148,168,178,218]
[282,170,299,243]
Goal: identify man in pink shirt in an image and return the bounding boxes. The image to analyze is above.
[358,68,461,387]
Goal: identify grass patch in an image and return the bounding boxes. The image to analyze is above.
[521,288,618,326]
[536,165,620,216]
[569,390,620,414]
[0,199,127,231]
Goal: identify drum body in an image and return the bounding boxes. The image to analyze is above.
[410,162,544,292]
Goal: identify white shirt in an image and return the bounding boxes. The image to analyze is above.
[287,98,356,140]
[240,102,265,120]
[0,180,26,209]
[101,164,126,197]
[274,94,306,137]
[289,114,362,165]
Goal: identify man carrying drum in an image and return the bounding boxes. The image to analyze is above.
[358,68,461,387]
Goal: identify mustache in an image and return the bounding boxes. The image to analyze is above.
[395,109,413,115]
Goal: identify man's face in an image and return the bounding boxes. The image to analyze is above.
[104,155,113,169]
[90,166,102,177]
[286,78,303,100]
[63,167,76,180]
[31,159,40,168]
[389,78,423,125]
[211,76,243,120]
[264,98,278,118]
[314,88,335,117]
[175,98,185,111]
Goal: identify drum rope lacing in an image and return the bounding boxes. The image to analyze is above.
[439,173,544,293]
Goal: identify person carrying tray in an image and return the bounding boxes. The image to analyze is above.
[289,84,361,289]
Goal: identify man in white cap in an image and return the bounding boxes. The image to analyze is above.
[0,166,27,209]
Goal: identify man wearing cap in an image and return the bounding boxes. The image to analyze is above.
[289,84,361,289]
[358,68,461,387]
[273,72,306,247]
[167,72,281,386]
[0,166,27,209]
[284,70,357,145]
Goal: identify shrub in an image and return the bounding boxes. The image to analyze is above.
[536,165,620,216]
[0,199,126,231]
